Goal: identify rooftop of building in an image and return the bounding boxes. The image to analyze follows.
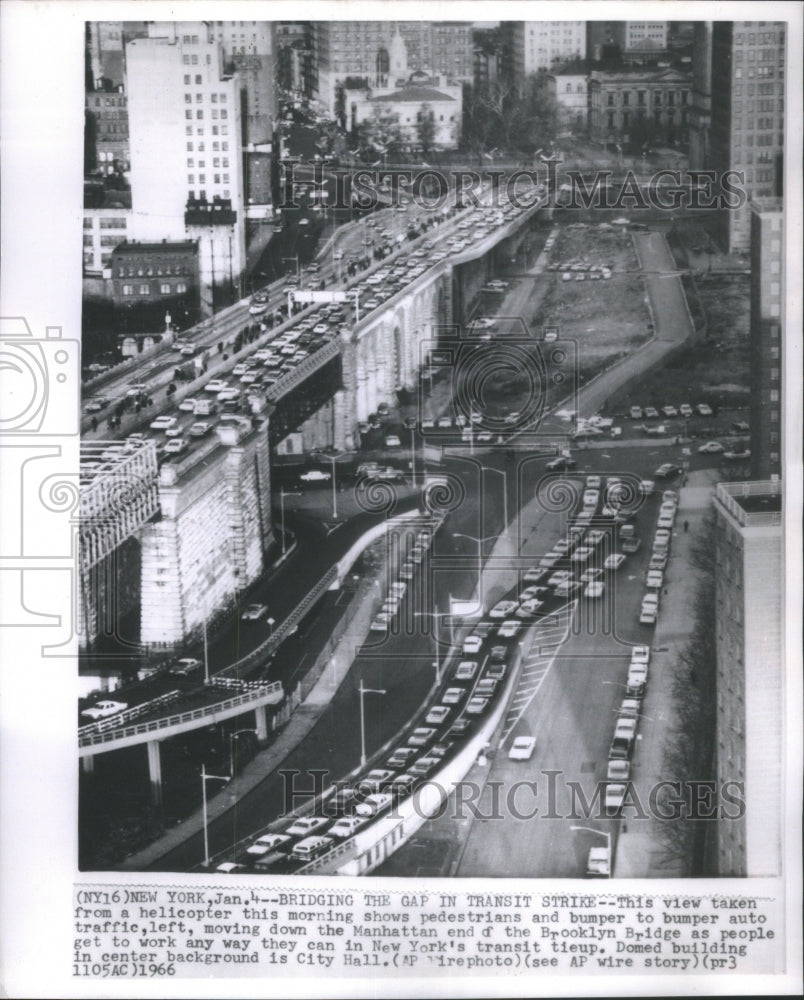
[111,239,199,256]
[371,85,457,103]
[589,65,691,82]
[716,480,783,526]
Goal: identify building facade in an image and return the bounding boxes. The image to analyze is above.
[345,73,462,150]
[588,66,691,146]
[503,21,586,93]
[125,23,246,314]
[709,21,786,252]
[749,198,784,481]
[612,21,668,53]
[83,208,130,274]
[548,61,589,129]
[109,239,200,332]
[688,21,713,170]
[712,480,783,876]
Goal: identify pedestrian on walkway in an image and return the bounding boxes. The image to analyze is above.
[684,520,689,533]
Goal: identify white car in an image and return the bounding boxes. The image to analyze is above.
[489,600,518,619]
[631,645,651,665]
[425,705,451,725]
[179,398,200,412]
[585,581,605,598]
[299,469,331,482]
[164,438,188,455]
[607,758,631,782]
[188,421,211,437]
[571,546,594,564]
[516,598,544,617]
[586,846,611,878]
[657,513,675,530]
[328,815,368,838]
[204,380,228,394]
[508,736,536,761]
[548,570,572,588]
[646,571,663,590]
[465,696,489,716]
[81,699,128,720]
[442,687,466,705]
[698,440,725,453]
[604,553,626,570]
[606,783,628,814]
[241,603,268,621]
[150,415,177,431]
[696,403,713,416]
[585,475,602,490]
[385,435,401,447]
[640,606,658,626]
[497,619,520,638]
[640,479,655,495]
[285,815,329,837]
[580,567,604,584]
[246,833,291,856]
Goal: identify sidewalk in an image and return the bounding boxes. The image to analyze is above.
[613,468,718,877]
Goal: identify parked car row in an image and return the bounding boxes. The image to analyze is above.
[629,402,713,420]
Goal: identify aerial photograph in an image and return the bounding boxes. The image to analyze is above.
[77,16,786,880]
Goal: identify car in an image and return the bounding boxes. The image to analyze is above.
[299,469,331,482]
[523,567,549,584]
[640,606,658,625]
[80,699,128,720]
[606,783,628,815]
[648,551,667,572]
[661,405,678,418]
[630,644,650,665]
[654,527,671,544]
[387,747,416,769]
[629,406,643,420]
[489,600,518,619]
[465,696,489,716]
[388,774,418,799]
[204,379,228,394]
[642,590,660,609]
[555,580,582,598]
[178,397,200,412]
[570,545,594,564]
[585,475,602,490]
[285,815,330,837]
[126,383,148,397]
[585,581,605,598]
[355,793,394,818]
[369,615,391,632]
[640,479,655,495]
[679,404,693,418]
[489,645,507,664]
[453,660,479,682]
[583,489,600,508]
[654,463,680,479]
[607,758,631,782]
[580,567,604,584]
[657,510,676,528]
[539,550,563,568]
[246,833,292,856]
[662,490,679,503]
[360,769,395,793]
[164,438,188,455]
[622,537,642,555]
[241,603,268,621]
[698,440,725,453]
[188,421,211,437]
[620,697,642,718]
[497,619,521,638]
[385,435,401,447]
[696,403,713,416]
[548,569,572,588]
[586,846,611,878]
[84,397,109,413]
[644,406,660,419]
[646,570,664,590]
[449,719,472,738]
[516,598,544,617]
[168,657,201,677]
[216,862,246,873]
[442,687,466,706]
[425,705,451,725]
[409,727,437,747]
[508,736,537,760]
[328,814,369,838]
[150,415,177,431]
[545,456,576,471]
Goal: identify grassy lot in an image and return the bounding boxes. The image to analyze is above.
[534,225,652,374]
[603,272,751,415]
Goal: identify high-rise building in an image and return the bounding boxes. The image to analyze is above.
[502,21,586,93]
[709,21,786,252]
[712,480,783,876]
[749,198,784,481]
[612,21,668,53]
[688,21,713,170]
[126,23,245,314]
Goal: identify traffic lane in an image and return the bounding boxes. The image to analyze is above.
[149,611,451,871]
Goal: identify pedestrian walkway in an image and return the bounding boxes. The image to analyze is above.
[613,468,717,877]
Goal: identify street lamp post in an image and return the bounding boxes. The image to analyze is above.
[413,603,449,684]
[229,729,257,778]
[201,764,230,867]
[480,465,508,536]
[453,531,499,607]
[409,425,417,485]
[358,679,387,767]
[279,486,291,555]
[320,452,344,519]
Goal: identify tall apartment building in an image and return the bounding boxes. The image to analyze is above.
[688,21,713,170]
[276,22,312,95]
[749,199,784,481]
[311,21,474,112]
[502,21,586,94]
[712,480,783,876]
[612,21,668,53]
[709,21,786,252]
[125,23,245,314]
